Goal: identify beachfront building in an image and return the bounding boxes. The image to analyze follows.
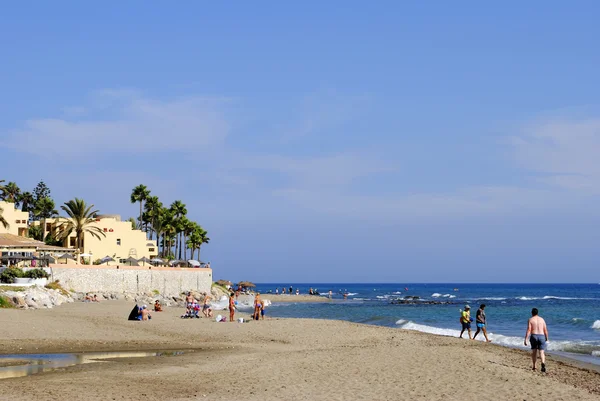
[0,200,30,237]
[0,233,76,266]
[33,214,158,264]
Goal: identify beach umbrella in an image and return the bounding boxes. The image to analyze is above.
[150,258,163,266]
[80,253,92,257]
[138,256,152,266]
[237,281,256,288]
[215,279,232,287]
[58,253,76,260]
[100,256,115,264]
[187,259,201,267]
[124,257,139,266]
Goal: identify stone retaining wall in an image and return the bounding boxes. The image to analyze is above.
[47,265,212,296]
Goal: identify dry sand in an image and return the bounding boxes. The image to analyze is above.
[0,301,598,401]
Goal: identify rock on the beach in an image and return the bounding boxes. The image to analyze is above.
[11,295,28,309]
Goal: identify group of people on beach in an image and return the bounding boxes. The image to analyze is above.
[182,292,213,319]
[459,304,550,372]
[275,286,298,295]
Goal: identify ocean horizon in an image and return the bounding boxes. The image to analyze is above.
[249,283,600,366]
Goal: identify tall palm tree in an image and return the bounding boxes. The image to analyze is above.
[56,198,106,251]
[169,200,187,259]
[182,219,197,260]
[18,192,34,214]
[187,231,201,260]
[0,204,9,229]
[143,195,162,239]
[194,226,210,261]
[130,185,150,231]
[1,182,20,203]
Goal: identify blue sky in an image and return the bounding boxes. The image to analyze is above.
[2,2,600,282]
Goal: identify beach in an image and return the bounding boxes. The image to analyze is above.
[0,301,598,401]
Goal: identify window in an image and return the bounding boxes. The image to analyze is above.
[46,223,52,231]
[69,238,76,247]
[116,239,121,246]
[148,248,155,252]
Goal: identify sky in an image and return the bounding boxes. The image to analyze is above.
[1,2,600,283]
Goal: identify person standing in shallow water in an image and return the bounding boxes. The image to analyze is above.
[473,304,492,342]
[525,308,549,372]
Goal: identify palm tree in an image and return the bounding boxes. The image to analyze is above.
[56,198,106,251]
[130,185,150,231]
[169,200,187,259]
[143,195,162,239]
[186,231,201,260]
[0,204,9,229]
[18,192,34,214]
[182,219,197,260]
[186,225,209,260]
[1,182,20,203]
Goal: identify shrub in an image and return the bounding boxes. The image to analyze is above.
[0,268,25,284]
[0,295,14,308]
[45,280,70,296]
[24,268,50,279]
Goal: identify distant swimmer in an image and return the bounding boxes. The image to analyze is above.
[473,304,491,342]
[525,308,549,372]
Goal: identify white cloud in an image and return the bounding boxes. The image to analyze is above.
[5,90,230,156]
[512,117,600,188]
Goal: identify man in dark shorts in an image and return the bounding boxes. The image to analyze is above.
[524,308,549,372]
[459,305,472,339]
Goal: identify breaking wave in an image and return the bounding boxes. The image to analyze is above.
[395,320,600,356]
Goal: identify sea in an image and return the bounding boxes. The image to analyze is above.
[251,283,600,366]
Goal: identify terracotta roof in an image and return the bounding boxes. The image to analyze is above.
[0,233,73,252]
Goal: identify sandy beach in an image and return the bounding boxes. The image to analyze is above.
[0,301,598,401]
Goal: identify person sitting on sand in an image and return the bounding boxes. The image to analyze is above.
[229,293,236,322]
[84,293,92,302]
[154,300,163,312]
[140,305,151,321]
[473,304,491,342]
[459,305,472,339]
[92,295,99,302]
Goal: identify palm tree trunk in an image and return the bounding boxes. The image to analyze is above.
[139,201,143,231]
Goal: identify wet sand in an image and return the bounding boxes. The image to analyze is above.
[0,301,598,401]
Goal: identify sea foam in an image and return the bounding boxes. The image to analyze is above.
[592,320,600,330]
[396,321,600,355]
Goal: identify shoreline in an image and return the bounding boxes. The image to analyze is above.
[0,301,598,400]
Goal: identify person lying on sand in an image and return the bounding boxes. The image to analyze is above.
[154,300,163,312]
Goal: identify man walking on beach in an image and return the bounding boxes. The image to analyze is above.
[459,305,472,339]
[525,308,549,372]
[473,304,492,342]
